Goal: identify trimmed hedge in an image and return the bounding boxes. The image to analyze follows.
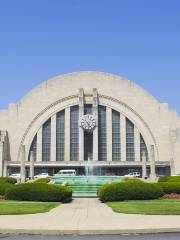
[158,176,180,182]
[0,183,13,195]
[0,177,17,184]
[33,178,50,184]
[157,182,180,194]
[124,178,142,183]
[97,182,164,202]
[5,183,72,202]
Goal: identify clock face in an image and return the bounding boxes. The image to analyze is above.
[80,114,96,132]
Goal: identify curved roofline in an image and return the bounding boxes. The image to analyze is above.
[17,70,159,106]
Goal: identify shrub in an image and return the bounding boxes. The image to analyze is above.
[33,178,50,184]
[0,177,17,184]
[157,182,180,194]
[124,178,142,183]
[162,194,180,199]
[0,183,13,195]
[97,181,164,202]
[5,183,72,202]
[158,176,180,182]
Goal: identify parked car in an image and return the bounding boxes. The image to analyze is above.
[34,173,49,179]
[9,173,21,180]
[124,172,141,178]
[54,169,76,177]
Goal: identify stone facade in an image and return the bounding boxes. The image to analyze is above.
[0,71,179,177]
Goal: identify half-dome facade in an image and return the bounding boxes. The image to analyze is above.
[0,71,180,178]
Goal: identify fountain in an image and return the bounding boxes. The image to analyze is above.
[51,157,124,197]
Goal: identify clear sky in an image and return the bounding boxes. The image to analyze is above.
[0,0,180,114]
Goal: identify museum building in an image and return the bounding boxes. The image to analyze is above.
[0,71,180,178]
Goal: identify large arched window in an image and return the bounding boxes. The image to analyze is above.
[28,105,148,163]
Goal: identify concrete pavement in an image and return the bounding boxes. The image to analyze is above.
[1,198,180,235]
[2,233,180,240]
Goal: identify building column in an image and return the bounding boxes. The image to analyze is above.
[120,114,126,161]
[135,127,140,162]
[0,142,4,177]
[29,150,34,180]
[20,145,26,183]
[50,114,56,162]
[65,107,70,162]
[170,130,176,176]
[107,107,112,162]
[170,158,175,176]
[79,88,84,161]
[93,88,98,161]
[142,151,147,179]
[36,127,42,162]
[150,145,156,179]
[3,161,7,177]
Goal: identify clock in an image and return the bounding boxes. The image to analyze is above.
[80,114,96,132]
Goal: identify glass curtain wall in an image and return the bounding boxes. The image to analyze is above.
[70,105,79,161]
[112,110,120,161]
[42,119,51,161]
[98,105,107,161]
[140,134,148,161]
[126,118,135,161]
[56,110,65,161]
[28,134,37,161]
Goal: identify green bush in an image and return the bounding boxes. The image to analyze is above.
[5,183,72,202]
[97,182,164,202]
[157,182,180,194]
[0,177,17,184]
[0,183,13,195]
[158,176,180,182]
[33,178,50,184]
[124,178,142,183]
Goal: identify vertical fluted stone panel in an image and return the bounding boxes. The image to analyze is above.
[150,145,156,179]
[0,142,4,177]
[120,114,126,161]
[20,145,26,183]
[50,114,57,162]
[107,107,112,162]
[135,127,140,162]
[79,88,84,161]
[93,88,98,161]
[142,151,147,178]
[36,127,42,162]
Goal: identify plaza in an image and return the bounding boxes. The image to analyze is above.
[0,198,180,235]
[0,71,180,180]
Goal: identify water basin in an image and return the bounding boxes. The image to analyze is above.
[51,176,124,197]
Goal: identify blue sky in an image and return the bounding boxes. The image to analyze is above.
[0,0,180,114]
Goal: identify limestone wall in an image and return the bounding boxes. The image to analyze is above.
[0,72,178,170]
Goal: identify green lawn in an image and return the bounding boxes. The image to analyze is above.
[0,201,60,215]
[107,199,180,215]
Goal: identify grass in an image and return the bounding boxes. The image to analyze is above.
[107,199,180,215]
[0,201,60,215]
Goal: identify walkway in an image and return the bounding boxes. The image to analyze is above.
[0,198,180,234]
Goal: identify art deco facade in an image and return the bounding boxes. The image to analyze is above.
[0,72,180,177]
